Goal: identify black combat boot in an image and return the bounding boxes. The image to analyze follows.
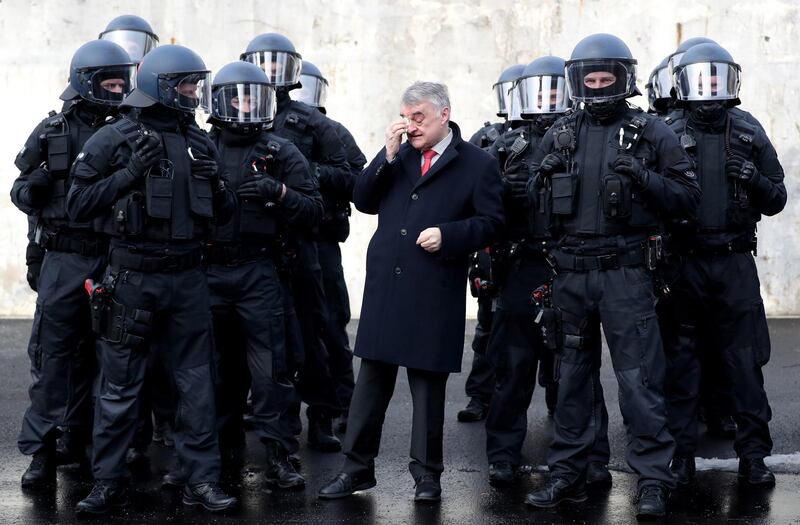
[307,416,342,452]
[21,448,56,489]
[182,482,238,512]
[586,462,612,486]
[457,398,489,422]
[525,477,587,508]
[318,471,377,499]
[636,484,667,518]
[264,440,305,489]
[152,419,175,447]
[488,462,515,486]
[670,456,696,485]
[75,479,129,515]
[738,458,776,487]
[414,473,442,502]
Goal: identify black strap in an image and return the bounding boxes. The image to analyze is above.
[551,248,646,272]
[204,242,273,266]
[41,230,108,257]
[678,234,756,256]
[110,246,202,273]
[617,113,649,152]
[726,114,757,160]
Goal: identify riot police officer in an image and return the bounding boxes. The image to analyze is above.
[241,33,352,451]
[457,64,526,423]
[524,34,700,518]
[482,56,612,487]
[663,43,786,487]
[205,61,323,489]
[292,60,367,432]
[645,56,672,117]
[12,39,136,489]
[99,14,159,64]
[67,45,238,514]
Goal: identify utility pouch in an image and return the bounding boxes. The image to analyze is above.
[551,172,576,215]
[602,174,631,220]
[645,235,663,271]
[46,133,71,174]
[145,171,173,219]
[113,191,144,236]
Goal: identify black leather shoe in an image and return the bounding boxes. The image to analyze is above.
[307,416,342,452]
[525,477,587,508]
[586,462,612,486]
[55,428,84,466]
[670,456,696,486]
[318,471,377,499]
[414,474,441,502]
[264,440,305,489]
[636,484,667,518]
[738,458,776,487]
[21,449,56,489]
[75,480,129,515]
[488,462,515,486]
[152,420,175,447]
[457,398,489,422]
[182,482,238,513]
[707,415,737,439]
[161,469,188,489]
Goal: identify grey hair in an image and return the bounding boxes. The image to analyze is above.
[401,81,451,111]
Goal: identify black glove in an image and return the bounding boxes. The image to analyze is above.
[237,175,284,201]
[126,133,163,179]
[538,152,566,176]
[502,176,529,203]
[25,241,44,292]
[610,154,649,187]
[726,155,759,185]
[27,165,52,187]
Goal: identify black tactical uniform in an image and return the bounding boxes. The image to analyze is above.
[12,40,136,488]
[205,60,324,490]
[68,45,238,515]
[241,34,352,451]
[663,43,786,487]
[482,56,611,486]
[524,34,700,519]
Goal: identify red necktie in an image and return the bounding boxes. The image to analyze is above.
[420,150,437,177]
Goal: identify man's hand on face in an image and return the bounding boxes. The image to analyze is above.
[416,227,442,253]
[385,117,407,163]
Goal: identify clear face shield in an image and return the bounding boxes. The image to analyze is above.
[493,81,514,117]
[100,30,158,63]
[212,83,276,124]
[518,75,569,116]
[566,59,636,102]
[242,51,302,86]
[507,84,524,121]
[80,65,137,105]
[652,65,673,99]
[158,71,213,112]
[675,62,741,101]
[291,74,328,107]
[668,51,685,82]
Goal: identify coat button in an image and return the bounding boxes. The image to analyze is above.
[411,193,419,200]
[394,267,402,275]
[400,228,407,236]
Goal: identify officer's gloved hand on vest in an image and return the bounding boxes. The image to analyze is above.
[191,155,224,192]
[502,175,529,203]
[610,154,650,188]
[237,175,284,202]
[539,152,566,175]
[26,164,54,204]
[126,133,164,181]
[726,155,759,185]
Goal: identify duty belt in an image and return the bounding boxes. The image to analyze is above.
[110,247,202,273]
[41,231,108,257]
[551,249,645,272]
[205,243,273,267]
[681,235,756,256]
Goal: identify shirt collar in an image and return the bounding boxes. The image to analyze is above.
[429,128,453,157]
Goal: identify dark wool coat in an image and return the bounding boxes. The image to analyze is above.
[353,121,504,373]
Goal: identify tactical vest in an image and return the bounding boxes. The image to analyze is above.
[273,101,315,160]
[549,108,661,237]
[88,117,216,242]
[478,121,503,149]
[14,108,99,231]
[668,112,759,232]
[210,129,283,243]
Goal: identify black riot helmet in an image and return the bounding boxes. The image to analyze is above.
[667,36,717,80]
[291,60,329,109]
[565,33,639,104]
[240,33,303,88]
[99,15,159,64]
[493,64,525,118]
[517,56,570,118]
[121,45,212,114]
[673,42,741,105]
[59,40,136,106]
[210,61,276,132]
[646,55,672,113]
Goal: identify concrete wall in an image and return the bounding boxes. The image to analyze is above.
[1,0,798,317]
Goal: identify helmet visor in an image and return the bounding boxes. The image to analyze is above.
[652,66,673,99]
[675,62,740,101]
[100,30,158,63]
[84,65,137,105]
[242,51,302,86]
[566,59,636,102]
[213,83,276,124]
[518,75,569,115]
[159,71,212,112]
[292,74,328,107]
[508,85,523,121]
[493,81,513,117]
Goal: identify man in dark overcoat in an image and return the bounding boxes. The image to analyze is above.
[318,81,504,502]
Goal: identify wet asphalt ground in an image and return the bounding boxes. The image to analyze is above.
[1,318,799,524]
